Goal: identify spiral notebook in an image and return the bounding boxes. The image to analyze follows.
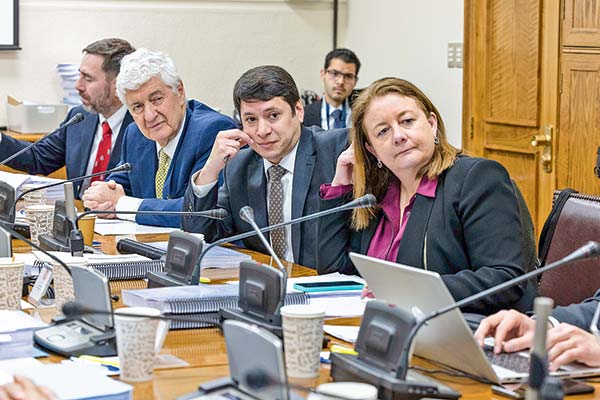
[121,283,309,315]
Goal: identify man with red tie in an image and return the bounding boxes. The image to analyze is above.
[0,38,135,197]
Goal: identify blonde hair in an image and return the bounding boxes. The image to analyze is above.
[351,77,460,230]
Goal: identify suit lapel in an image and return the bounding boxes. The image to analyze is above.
[246,154,268,230]
[109,111,133,169]
[291,129,315,261]
[138,140,158,198]
[396,194,435,269]
[163,107,191,198]
[361,216,381,254]
[79,114,99,177]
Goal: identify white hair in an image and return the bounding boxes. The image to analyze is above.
[116,48,181,103]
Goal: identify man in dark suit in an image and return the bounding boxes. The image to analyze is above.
[474,290,600,370]
[0,38,135,197]
[303,48,361,130]
[82,49,237,227]
[182,65,348,269]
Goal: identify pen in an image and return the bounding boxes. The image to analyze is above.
[78,355,120,368]
[200,277,211,283]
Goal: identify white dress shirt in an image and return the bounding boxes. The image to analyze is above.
[190,142,299,263]
[80,105,129,193]
[115,111,186,220]
[319,98,352,130]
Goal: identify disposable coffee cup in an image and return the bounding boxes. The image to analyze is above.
[114,307,169,382]
[26,204,55,245]
[280,304,325,378]
[0,258,24,310]
[21,184,47,209]
[77,214,96,247]
[52,256,87,312]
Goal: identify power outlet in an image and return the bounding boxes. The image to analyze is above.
[447,42,463,68]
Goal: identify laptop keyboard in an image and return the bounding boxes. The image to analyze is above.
[484,346,530,374]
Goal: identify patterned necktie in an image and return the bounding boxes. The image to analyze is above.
[268,165,287,260]
[155,149,171,199]
[331,108,345,129]
[91,121,112,183]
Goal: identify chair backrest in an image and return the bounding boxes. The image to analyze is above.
[538,190,600,306]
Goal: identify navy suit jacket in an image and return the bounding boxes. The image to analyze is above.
[303,100,323,128]
[108,100,237,227]
[181,126,349,269]
[0,106,132,197]
[317,156,535,315]
[552,290,600,330]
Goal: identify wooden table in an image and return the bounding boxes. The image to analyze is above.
[14,233,600,399]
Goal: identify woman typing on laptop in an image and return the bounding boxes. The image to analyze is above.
[317,77,536,315]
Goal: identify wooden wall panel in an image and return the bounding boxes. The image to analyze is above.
[558,53,600,194]
[564,0,600,46]
[488,0,540,126]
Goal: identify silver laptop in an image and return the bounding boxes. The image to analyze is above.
[349,252,600,384]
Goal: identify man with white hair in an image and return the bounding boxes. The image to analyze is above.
[82,48,237,227]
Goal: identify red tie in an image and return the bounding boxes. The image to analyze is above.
[91,121,113,183]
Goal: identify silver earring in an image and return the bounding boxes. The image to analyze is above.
[377,159,383,168]
[434,136,439,145]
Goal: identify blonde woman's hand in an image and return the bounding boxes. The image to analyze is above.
[331,144,355,186]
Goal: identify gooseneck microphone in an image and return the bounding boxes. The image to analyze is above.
[194,193,376,276]
[395,240,600,379]
[244,369,353,400]
[0,112,85,167]
[61,301,222,329]
[75,208,228,224]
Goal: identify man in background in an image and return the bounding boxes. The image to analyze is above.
[303,48,361,130]
[0,38,135,197]
[82,48,237,227]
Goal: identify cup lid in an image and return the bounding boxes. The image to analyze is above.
[316,382,378,400]
[280,304,325,318]
[0,257,24,267]
[114,306,162,320]
[25,204,55,212]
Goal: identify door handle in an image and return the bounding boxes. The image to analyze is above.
[531,125,553,173]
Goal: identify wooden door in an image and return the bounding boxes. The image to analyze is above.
[463,0,560,233]
[563,0,600,47]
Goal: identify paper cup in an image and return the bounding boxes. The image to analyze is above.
[308,382,379,400]
[21,184,47,209]
[0,258,24,310]
[280,304,325,378]
[52,256,87,312]
[114,307,169,382]
[77,214,96,247]
[26,204,55,245]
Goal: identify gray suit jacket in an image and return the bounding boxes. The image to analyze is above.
[552,290,600,330]
[182,126,348,269]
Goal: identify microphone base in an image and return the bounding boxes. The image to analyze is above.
[147,270,188,288]
[38,233,71,252]
[218,307,283,338]
[330,353,460,400]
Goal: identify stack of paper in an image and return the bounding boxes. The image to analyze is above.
[56,63,81,105]
[148,241,252,269]
[0,171,64,202]
[0,311,47,360]
[94,219,177,235]
[3,363,132,400]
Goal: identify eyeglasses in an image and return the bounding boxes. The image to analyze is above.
[325,69,357,82]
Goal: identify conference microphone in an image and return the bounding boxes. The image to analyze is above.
[11,162,132,216]
[68,208,228,255]
[244,369,354,400]
[193,193,376,274]
[61,301,222,329]
[394,240,600,380]
[0,112,85,167]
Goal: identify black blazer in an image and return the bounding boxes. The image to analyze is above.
[0,106,132,197]
[552,290,600,330]
[303,100,323,128]
[317,156,535,315]
[182,125,348,269]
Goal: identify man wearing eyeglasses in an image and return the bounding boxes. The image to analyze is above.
[304,48,361,130]
[473,290,600,370]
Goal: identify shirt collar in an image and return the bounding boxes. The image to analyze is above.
[99,105,128,131]
[156,109,187,158]
[380,175,438,208]
[262,139,299,176]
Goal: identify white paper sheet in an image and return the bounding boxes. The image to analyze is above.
[94,219,177,235]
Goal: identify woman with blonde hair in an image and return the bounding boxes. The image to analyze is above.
[318,77,534,314]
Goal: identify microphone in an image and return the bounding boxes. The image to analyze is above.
[0,113,85,167]
[244,369,354,400]
[394,240,600,380]
[9,162,132,222]
[61,301,222,329]
[526,297,553,400]
[67,208,228,255]
[239,206,286,275]
[193,193,376,276]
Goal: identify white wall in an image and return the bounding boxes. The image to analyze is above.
[0,0,335,125]
[342,0,464,147]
